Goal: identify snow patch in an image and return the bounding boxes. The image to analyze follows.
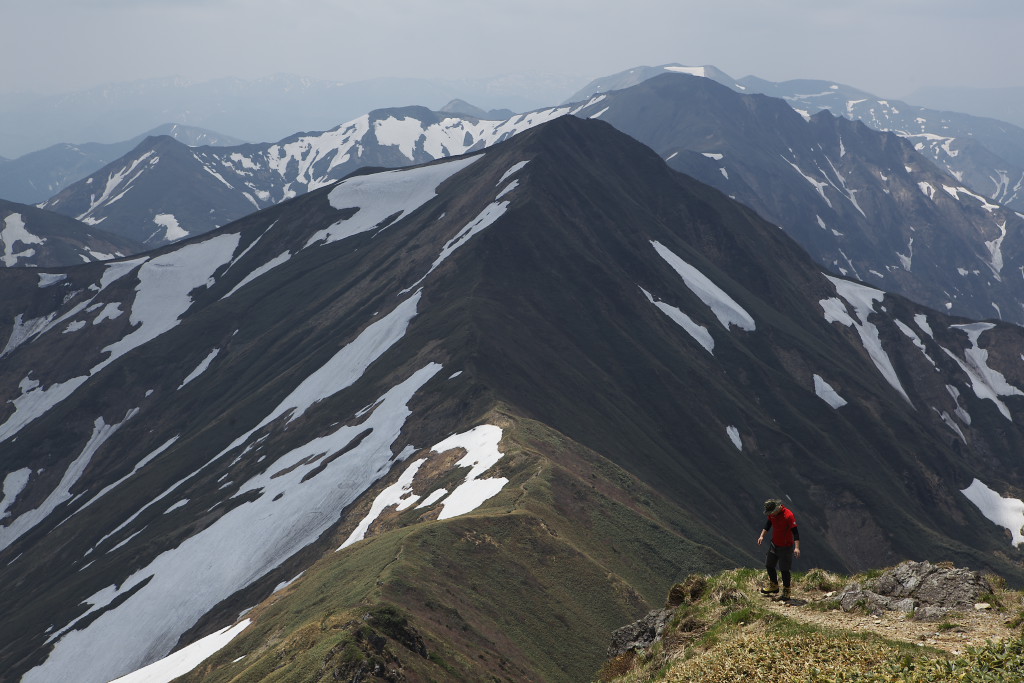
[153,214,188,242]
[307,156,480,247]
[0,467,32,519]
[374,115,428,161]
[651,241,755,331]
[109,620,251,683]
[665,66,707,77]
[822,277,912,406]
[93,303,124,325]
[943,323,1023,421]
[0,411,136,551]
[897,237,913,272]
[432,425,509,520]
[98,234,240,375]
[640,287,713,354]
[726,426,741,450]
[340,459,427,549]
[76,437,179,517]
[914,314,933,337]
[1,213,43,266]
[223,251,292,299]
[813,374,847,408]
[984,221,1008,278]
[498,160,529,185]
[961,479,1024,547]
[0,374,90,444]
[783,158,832,208]
[38,273,67,288]
[426,199,509,276]
[178,349,220,389]
[495,180,518,201]
[226,292,423,453]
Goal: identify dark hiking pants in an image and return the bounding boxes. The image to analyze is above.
[765,542,795,587]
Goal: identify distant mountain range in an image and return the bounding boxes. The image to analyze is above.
[572,64,1024,213]
[570,73,1024,326]
[4,116,1024,683]
[0,73,585,159]
[906,84,1024,130]
[0,123,244,205]
[38,74,1024,334]
[38,104,589,246]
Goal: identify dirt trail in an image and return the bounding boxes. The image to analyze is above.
[762,587,1021,654]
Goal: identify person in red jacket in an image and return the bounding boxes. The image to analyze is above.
[757,498,801,599]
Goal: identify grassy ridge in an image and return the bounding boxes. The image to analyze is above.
[177,414,748,682]
[602,568,1024,683]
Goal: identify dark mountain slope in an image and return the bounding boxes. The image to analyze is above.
[569,73,1024,326]
[0,198,142,267]
[38,135,267,244]
[435,117,1024,572]
[2,117,1024,681]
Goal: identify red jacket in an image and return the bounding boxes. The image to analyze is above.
[769,507,798,547]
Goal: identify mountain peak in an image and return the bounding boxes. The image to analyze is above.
[565,63,741,102]
[438,99,516,120]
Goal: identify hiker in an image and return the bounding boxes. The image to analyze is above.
[757,498,800,599]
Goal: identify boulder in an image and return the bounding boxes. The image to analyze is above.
[608,608,674,657]
[835,561,991,617]
[871,561,991,610]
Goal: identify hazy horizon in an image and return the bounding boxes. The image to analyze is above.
[5,0,1024,101]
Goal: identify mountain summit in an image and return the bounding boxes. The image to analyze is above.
[3,116,1024,681]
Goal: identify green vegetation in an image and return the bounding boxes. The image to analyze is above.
[601,567,1024,683]
[176,413,745,682]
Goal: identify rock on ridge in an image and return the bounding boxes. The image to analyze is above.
[836,561,992,620]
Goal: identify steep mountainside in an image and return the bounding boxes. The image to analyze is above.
[566,73,1024,326]
[737,74,1024,213]
[0,124,244,206]
[3,118,1024,682]
[0,198,142,267]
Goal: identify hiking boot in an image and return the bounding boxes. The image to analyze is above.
[781,586,791,599]
[760,581,780,595]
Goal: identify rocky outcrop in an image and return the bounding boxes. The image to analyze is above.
[609,574,715,657]
[835,561,992,620]
[608,608,675,657]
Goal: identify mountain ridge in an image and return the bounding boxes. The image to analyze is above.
[3,116,1024,682]
[0,198,142,267]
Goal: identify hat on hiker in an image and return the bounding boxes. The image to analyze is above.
[763,499,783,515]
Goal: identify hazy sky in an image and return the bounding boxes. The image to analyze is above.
[3,0,1023,98]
